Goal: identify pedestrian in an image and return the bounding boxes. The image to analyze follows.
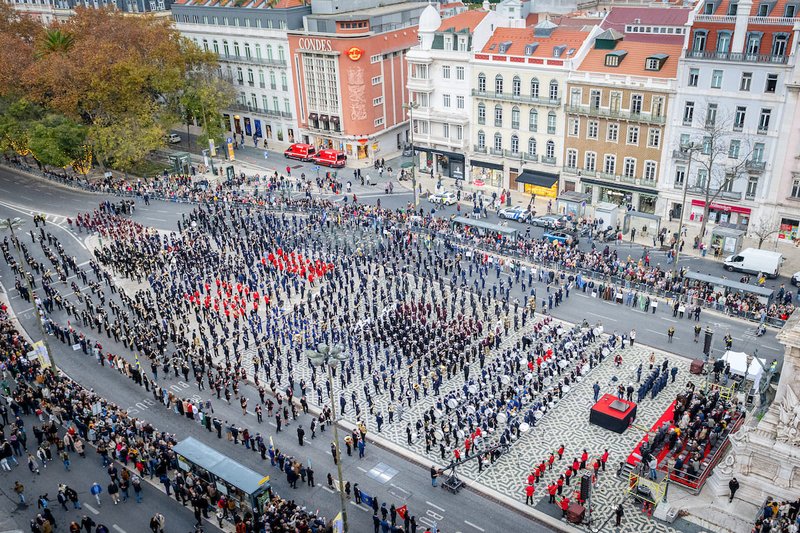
[592,381,600,403]
[132,475,143,503]
[729,477,739,503]
[107,481,120,505]
[430,465,438,487]
[615,503,624,526]
[667,326,675,343]
[297,425,305,446]
[525,483,534,505]
[90,483,102,506]
[14,480,25,505]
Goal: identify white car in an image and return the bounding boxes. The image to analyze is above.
[428,191,457,206]
[166,133,181,144]
[499,205,532,222]
[792,271,800,286]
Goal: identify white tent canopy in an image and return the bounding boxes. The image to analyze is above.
[721,350,767,392]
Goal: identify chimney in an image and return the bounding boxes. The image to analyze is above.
[731,0,753,54]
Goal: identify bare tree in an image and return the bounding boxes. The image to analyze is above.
[750,215,780,249]
[680,105,756,241]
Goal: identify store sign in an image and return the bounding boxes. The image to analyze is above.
[347,46,364,61]
[298,37,333,52]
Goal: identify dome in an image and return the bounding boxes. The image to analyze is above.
[418,4,442,33]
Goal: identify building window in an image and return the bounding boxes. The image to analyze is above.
[746,177,758,199]
[478,103,486,125]
[631,94,643,114]
[443,94,451,108]
[729,139,741,158]
[696,168,708,188]
[766,73,778,93]
[791,178,800,198]
[370,54,381,64]
[758,108,771,133]
[773,34,789,57]
[647,128,661,148]
[585,151,596,172]
[546,140,555,159]
[711,69,723,88]
[627,126,639,145]
[706,103,718,127]
[512,76,521,97]
[371,76,382,85]
[549,80,559,100]
[412,64,429,79]
[753,142,765,162]
[233,41,240,57]
[478,73,486,92]
[530,78,539,98]
[607,123,619,142]
[547,112,556,134]
[702,136,712,154]
[511,134,519,154]
[374,117,384,127]
[570,88,581,106]
[734,107,746,131]
[587,120,598,140]
[675,167,686,188]
[529,110,538,132]
[717,31,732,53]
[494,105,503,127]
[493,133,502,151]
[528,137,537,157]
[457,96,464,109]
[568,118,579,137]
[693,30,707,51]
[740,72,752,91]
[443,123,450,139]
[223,40,230,57]
[456,125,463,140]
[688,68,699,87]
[511,106,520,129]
[442,65,450,79]
[477,130,485,149]
[604,154,616,174]
[566,149,577,169]
[373,96,383,106]
[495,75,503,94]
[644,161,657,182]
[623,157,636,178]
[456,66,465,80]
[746,33,761,55]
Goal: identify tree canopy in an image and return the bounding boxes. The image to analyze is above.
[0,6,232,172]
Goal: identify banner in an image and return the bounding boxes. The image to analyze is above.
[397,504,407,520]
[360,492,374,509]
[209,139,217,157]
[227,142,235,161]
[332,512,344,533]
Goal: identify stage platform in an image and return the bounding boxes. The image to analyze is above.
[589,394,637,433]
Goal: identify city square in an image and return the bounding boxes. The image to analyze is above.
[2,0,800,533]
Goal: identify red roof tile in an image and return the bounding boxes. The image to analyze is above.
[577,40,684,78]
[437,9,488,32]
[481,25,591,58]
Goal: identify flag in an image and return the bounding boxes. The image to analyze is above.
[332,512,344,533]
[397,505,408,520]
[360,492,374,508]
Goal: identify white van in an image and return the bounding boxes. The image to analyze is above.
[723,248,784,278]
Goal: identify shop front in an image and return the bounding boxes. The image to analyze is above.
[689,199,750,227]
[469,159,503,188]
[778,217,799,242]
[514,169,559,198]
[416,147,465,180]
[580,178,658,214]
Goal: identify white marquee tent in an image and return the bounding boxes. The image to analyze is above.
[721,350,767,392]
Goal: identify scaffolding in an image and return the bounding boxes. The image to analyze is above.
[702,380,737,402]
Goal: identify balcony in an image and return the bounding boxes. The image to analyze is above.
[228,104,292,119]
[694,14,798,25]
[504,150,522,158]
[489,148,504,156]
[471,89,561,107]
[598,172,618,181]
[473,145,487,153]
[673,149,690,160]
[407,76,434,92]
[567,104,665,125]
[541,156,557,165]
[219,54,287,68]
[686,49,789,64]
[621,174,636,184]
[562,166,579,175]
[641,177,657,187]
[687,186,743,201]
[523,153,539,162]
[747,160,767,171]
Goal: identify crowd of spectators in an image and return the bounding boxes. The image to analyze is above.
[754,497,800,533]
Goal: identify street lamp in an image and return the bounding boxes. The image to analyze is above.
[305,343,350,532]
[672,141,698,277]
[402,101,420,209]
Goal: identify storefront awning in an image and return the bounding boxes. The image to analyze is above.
[331,116,340,123]
[580,178,658,196]
[319,114,329,122]
[470,159,503,171]
[516,170,559,188]
[690,199,751,215]
[308,113,318,121]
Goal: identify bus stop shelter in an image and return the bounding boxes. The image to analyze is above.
[452,216,519,241]
[683,271,774,306]
[173,437,271,514]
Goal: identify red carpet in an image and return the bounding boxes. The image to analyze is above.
[626,400,676,465]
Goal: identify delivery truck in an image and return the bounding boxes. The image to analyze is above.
[723,248,784,278]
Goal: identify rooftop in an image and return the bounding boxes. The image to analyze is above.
[601,6,691,27]
[577,40,684,78]
[481,25,591,59]
[173,0,305,7]
[437,9,488,32]
[308,1,427,19]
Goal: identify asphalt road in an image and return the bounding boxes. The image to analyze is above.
[0,163,787,533]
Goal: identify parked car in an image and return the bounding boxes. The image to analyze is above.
[792,271,800,286]
[428,191,457,206]
[165,133,181,144]
[284,143,316,162]
[531,214,566,229]
[543,230,578,245]
[723,248,783,278]
[498,206,532,222]
[312,149,347,168]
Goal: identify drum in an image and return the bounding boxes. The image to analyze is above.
[501,375,511,385]
[457,429,465,439]
[519,422,531,433]
[562,385,571,393]
[467,405,476,415]
[497,412,508,424]
[525,374,533,382]
[468,385,478,395]
[534,411,544,420]
[558,360,568,369]
[434,429,444,440]
[447,398,458,409]
[602,348,610,357]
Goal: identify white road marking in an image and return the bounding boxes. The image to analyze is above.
[662,318,677,323]
[356,466,368,473]
[587,312,616,322]
[84,503,100,515]
[647,330,670,337]
[390,483,410,494]
[464,521,485,532]
[321,486,335,493]
[112,526,126,533]
[426,501,445,512]
[148,217,168,222]
[350,501,370,512]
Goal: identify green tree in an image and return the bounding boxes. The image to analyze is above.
[0,97,42,156]
[35,27,75,57]
[28,114,86,168]
[180,67,236,149]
